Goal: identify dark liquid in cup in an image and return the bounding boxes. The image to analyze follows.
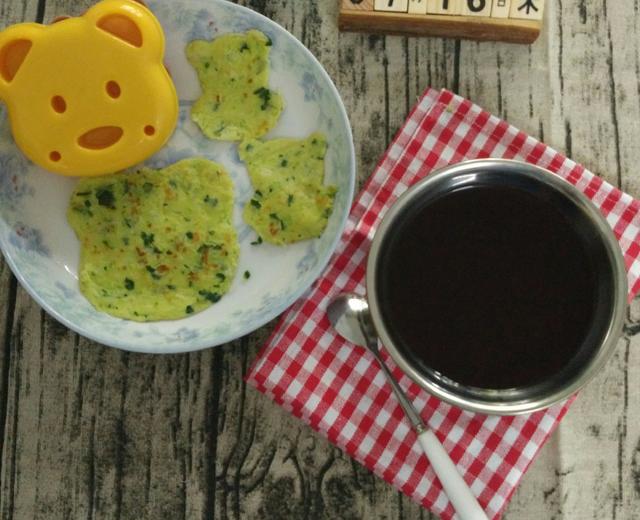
[377,184,602,389]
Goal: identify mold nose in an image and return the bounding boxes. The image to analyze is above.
[78,126,123,150]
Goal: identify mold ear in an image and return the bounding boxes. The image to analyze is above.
[96,12,143,47]
[0,24,43,96]
[87,0,162,53]
[0,36,32,85]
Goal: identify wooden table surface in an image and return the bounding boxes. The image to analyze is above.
[1,1,640,518]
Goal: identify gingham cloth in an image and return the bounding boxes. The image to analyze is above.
[246,88,640,519]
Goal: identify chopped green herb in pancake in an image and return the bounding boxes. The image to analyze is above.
[187,30,284,141]
[67,158,239,321]
[240,133,337,245]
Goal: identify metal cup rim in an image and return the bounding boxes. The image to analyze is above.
[365,159,628,416]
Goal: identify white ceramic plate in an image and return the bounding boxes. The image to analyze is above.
[0,0,355,353]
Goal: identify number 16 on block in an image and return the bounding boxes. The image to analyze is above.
[375,0,544,19]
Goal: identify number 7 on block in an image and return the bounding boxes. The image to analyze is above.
[374,0,410,12]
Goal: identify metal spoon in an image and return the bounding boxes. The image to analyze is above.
[327,293,488,520]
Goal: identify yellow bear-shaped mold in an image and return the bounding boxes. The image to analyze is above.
[0,0,178,177]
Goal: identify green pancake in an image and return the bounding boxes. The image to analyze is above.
[240,133,337,245]
[67,158,239,322]
[187,30,284,141]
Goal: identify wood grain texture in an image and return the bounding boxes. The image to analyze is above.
[0,0,639,519]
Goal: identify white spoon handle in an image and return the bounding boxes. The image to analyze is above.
[417,429,489,520]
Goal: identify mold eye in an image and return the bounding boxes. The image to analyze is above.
[51,96,66,113]
[144,125,156,136]
[50,151,61,162]
[106,81,121,99]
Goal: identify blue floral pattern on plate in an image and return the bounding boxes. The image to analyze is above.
[0,0,355,353]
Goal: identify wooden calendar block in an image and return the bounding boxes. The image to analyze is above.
[338,0,543,44]
[491,0,511,18]
[408,0,428,15]
[460,0,492,17]
[427,0,461,15]
[341,0,375,11]
[509,0,544,20]
[375,0,409,12]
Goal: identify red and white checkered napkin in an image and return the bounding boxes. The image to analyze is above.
[246,88,640,519]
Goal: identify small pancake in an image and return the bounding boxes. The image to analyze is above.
[240,133,337,245]
[187,30,284,141]
[67,158,239,321]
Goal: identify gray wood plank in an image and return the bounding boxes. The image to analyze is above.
[0,0,39,26]
[2,291,227,518]
[0,259,17,515]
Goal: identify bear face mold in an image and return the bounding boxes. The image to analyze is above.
[0,0,178,177]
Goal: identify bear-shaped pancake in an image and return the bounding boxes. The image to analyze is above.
[0,0,178,177]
